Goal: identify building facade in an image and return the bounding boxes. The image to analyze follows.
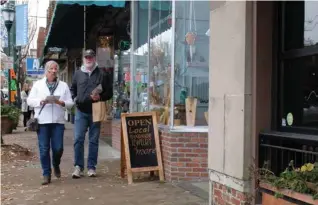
[42,1,317,204]
[208,1,318,204]
[36,27,45,58]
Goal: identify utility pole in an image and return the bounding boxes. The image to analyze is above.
[1,0,15,105]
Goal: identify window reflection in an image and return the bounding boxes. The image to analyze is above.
[283,55,318,128]
[284,1,318,50]
[131,1,150,112]
[174,1,210,126]
[148,1,172,124]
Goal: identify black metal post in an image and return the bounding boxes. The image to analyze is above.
[5,23,12,105]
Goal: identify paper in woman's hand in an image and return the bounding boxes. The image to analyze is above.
[45,95,60,103]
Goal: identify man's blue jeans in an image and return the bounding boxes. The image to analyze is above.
[37,123,65,177]
[74,109,101,170]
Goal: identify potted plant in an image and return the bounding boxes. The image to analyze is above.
[10,106,20,130]
[1,105,20,134]
[259,161,318,205]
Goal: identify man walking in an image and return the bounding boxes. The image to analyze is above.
[70,49,112,178]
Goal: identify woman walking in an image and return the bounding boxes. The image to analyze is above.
[27,60,74,185]
[21,83,32,130]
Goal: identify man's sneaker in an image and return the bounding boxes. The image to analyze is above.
[54,166,61,178]
[87,169,97,177]
[72,166,83,179]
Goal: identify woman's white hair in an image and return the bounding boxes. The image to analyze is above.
[44,60,59,75]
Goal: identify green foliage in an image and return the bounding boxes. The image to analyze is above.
[1,105,21,123]
[261,161,318,199]
[71,106,76,115]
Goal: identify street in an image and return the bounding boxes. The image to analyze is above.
[1,122,207,205]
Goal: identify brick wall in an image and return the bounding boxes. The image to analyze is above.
[110,122,209,182]
[100,121,112,136]
[111,120,121,151]
[212,182,250,205]
[160,130,208,182]
[37,27,46,58]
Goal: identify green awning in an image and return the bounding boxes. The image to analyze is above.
[41,1,126,64]
[57,0,125,7]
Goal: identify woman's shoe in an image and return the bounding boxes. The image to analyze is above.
[41,175,51,185]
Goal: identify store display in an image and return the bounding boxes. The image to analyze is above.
[179,88,188,105]
[186,97,197,126]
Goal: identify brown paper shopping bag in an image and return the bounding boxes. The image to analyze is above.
[92,101,107,122]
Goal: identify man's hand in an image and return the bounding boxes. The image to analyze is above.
[54,99,65,107]
[91,94,100,101]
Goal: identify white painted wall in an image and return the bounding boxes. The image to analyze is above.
[208,1,254,192]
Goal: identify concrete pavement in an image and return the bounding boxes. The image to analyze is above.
[1,123,207,205]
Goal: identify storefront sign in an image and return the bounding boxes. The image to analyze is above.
[15,4,28,46]
[120,112,164,184]
[3,57,14,69]
[26,58,45,76]
[119,40,130,50]
[48,47,62,52]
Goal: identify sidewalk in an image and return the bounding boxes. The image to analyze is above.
[1,123,207,205]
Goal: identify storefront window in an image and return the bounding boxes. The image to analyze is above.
[131,1,150,113]
[282,55,318,128]
[279,1,318,133]
[173,1,210,126]
[148,1,172,124]
[131,0,209,129]
[284,1,318,50]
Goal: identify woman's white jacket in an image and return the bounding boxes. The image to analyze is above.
[27,78,74,124]
[21,90,29,112]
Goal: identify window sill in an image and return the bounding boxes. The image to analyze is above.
[260,130,318,142]
[158,124,208,133]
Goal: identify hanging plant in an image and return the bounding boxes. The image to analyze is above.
[185,0,197,62]
[185,32,196,45]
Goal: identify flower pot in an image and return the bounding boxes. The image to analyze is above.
[260,182,318,205]
[1,116,13,134]
[185,32,196,45]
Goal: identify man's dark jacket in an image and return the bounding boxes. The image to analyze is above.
[70,67,113,113]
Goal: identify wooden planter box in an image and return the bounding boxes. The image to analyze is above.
[260,182,318,205]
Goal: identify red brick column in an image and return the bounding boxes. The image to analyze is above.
[212,182,250,205]
[111,120,121,151]
[159,130,208,182]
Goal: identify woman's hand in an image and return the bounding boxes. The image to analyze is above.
[40,100,48,105]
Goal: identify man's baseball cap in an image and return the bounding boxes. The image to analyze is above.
[83,49,95,57]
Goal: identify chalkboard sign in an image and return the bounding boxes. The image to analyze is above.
[121,112,164,184]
